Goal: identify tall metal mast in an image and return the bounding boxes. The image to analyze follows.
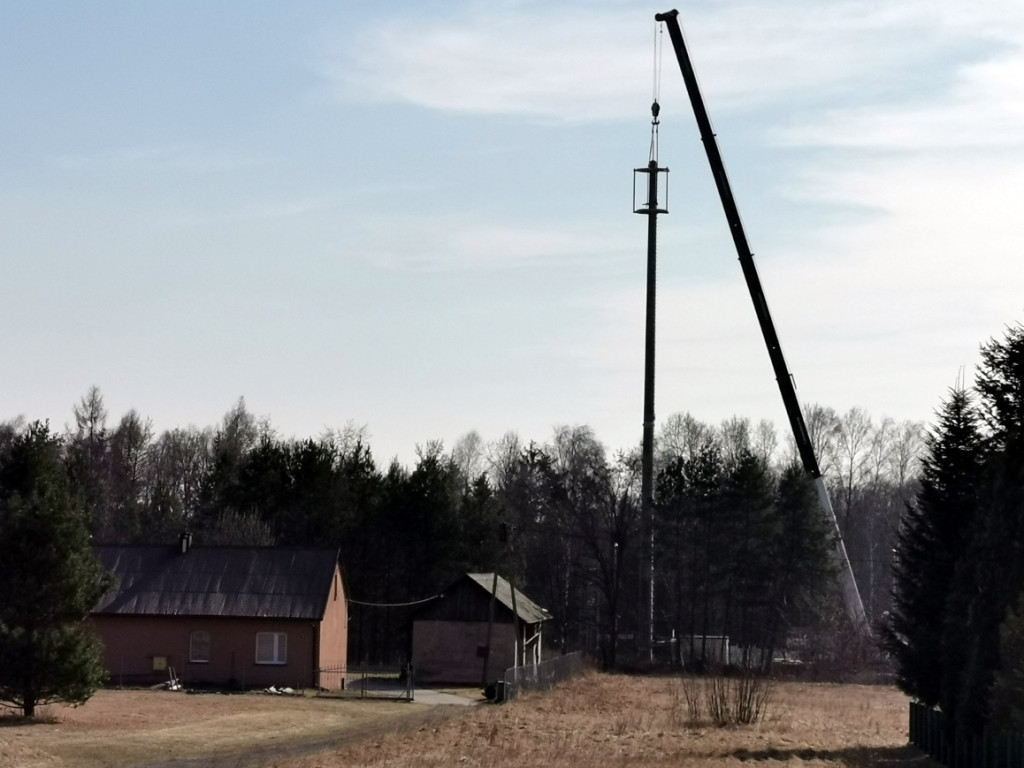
[635,97,669,661]
[654,9,869,635]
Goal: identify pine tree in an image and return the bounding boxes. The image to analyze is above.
[0,422,113,717]
[880,386,985,707]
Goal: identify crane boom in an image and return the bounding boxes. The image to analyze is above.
[654,9,869,634]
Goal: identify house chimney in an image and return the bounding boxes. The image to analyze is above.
[180,531,193,554]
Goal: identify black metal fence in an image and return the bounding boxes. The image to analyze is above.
[500,652,587,702]
[317,664,415,701]
[909,701,1024,767]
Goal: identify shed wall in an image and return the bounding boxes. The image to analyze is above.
[414,578,514,623]
[412,620,515,685]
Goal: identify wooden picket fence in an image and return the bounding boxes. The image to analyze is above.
[909,702,1024,768]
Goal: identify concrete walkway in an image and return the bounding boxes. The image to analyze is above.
[413,688,481,706]
[352,677,481,706]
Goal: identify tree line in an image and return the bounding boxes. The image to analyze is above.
[655,410,921,668]
[2,388,923,673]
[8,317,1024,727]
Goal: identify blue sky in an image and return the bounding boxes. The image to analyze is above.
[3,1,1023,466]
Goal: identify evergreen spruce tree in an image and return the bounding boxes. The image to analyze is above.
[947,324,1024,738]
[0,422,112,717]
[768,463,837,659]
[975,324,1024,448]
[881,386,985,707]
[991,589,1024,731]
[719,450,777,653]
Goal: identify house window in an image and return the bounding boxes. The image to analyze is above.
[255,632,287,665]
[189,631,210,663]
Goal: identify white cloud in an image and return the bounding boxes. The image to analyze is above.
[320,0,1017,122]
[778,49,1024,151]
[323,6,649,121]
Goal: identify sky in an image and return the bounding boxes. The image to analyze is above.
[3,1,1023,467]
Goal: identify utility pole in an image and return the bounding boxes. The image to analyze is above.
[635,100,669,663]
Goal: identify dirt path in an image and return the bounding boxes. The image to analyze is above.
[130,705,476,768]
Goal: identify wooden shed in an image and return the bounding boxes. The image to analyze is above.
[90,541,347,690]
[411,573,551,685]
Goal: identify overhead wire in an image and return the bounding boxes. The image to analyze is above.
[347,592,444,608]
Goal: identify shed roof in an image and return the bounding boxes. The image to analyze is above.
[92,545,340,621]
[465,573,552,625]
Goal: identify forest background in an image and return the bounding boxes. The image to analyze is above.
[0,387,922,670]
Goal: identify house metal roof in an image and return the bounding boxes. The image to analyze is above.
[465,573,552,624]
[92,546,340,621]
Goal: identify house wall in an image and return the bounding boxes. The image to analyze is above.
[91,615,320,689]
[412,620,517,685]
[316,566,348,680]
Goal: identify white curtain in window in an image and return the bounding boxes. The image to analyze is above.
[255,632,287,664]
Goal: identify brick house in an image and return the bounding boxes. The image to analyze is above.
[91,539,346,689]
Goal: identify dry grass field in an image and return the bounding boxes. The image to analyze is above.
[0,689,453,768]
[1,674,941,768]
[281,674,942,768]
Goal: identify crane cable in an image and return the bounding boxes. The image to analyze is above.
[653,19,664,105]
[650,21,665,163]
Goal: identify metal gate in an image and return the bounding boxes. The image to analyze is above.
[317,664,414,701]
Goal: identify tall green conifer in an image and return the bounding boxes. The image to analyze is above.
[0,423,113,717]
[881,387,984,707]
[949,325,1024,738]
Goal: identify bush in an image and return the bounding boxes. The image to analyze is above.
[677,668,773,726]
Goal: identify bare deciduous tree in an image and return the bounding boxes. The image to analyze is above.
[451,430,486,484]
[485,430,521,492]
[658,412,716,466]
